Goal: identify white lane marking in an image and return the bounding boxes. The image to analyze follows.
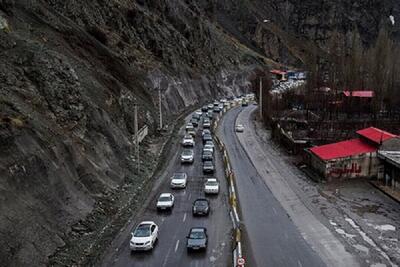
[298,260,303,267]
[187,193,192,200]
[272,207,277,214]
[174,239,180,253]
[183,213,187,222]
[183,190,186,195]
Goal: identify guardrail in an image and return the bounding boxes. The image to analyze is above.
[211,103,245,267]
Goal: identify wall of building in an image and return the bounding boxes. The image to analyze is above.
[310,152,382,180]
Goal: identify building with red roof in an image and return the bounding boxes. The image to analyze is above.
[270,69,287,81]
[307,127,397,180]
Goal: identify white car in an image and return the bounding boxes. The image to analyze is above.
[182,135,195,147]
[186,124,196,137]
[203,144,213,154]
[205,140,214,149]
[204,178,220,194]
[202,129,211,137]
[130,221,158,251]
[235,124,244,132]
[157,193,174,210]
[195,110,203,117]
[170,172,188,188]
[181,149,194,163]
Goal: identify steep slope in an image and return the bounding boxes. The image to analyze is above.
[0,1,265,266]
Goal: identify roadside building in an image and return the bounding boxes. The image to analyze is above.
[377,137,400,190]
[341,90,374,113]
[307,127,396,180]
[270,69,287,81]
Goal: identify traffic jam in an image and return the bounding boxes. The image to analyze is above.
[129,95,253,254]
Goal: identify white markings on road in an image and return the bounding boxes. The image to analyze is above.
[272,207,277,215]
[298,260,303,267]
[174,239,180,253]
[183,212,187,222]
[187,192,192,200]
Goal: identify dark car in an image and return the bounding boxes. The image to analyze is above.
[213,106,221,113]
[207,111,213,119]
[242,101,248,107]
[202,160,214,174]
[192,198,210,216]
[201,106,208,112]
[187,227,208,251]
[190,118,198,127]
[202,134,213,144]
[202,150,213,161]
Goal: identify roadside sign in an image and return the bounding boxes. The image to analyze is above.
[237,257,245,265]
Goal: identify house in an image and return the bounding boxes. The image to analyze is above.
[377,137,400,190]
[307,127,396,180]
[270,69,287,81]
[341,90,374,113]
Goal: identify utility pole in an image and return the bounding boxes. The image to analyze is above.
[259,76,263,119]
[134,98,140,174]
[158,87,163,130]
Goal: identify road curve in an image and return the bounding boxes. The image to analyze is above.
[217,106,326,267]
[100,113,232,267]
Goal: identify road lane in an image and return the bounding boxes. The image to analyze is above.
[217,106,326,267]
[100,112,232,267]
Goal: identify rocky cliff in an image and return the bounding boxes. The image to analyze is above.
[0,0,398,266]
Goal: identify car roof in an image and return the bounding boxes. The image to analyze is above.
[194,198,209,202]
[138,221,155,226]
[190,227,207,232]
[206,178,217,182]
[173,172,187,176]
[160,193,172,197]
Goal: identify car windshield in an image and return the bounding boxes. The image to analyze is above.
[190,230,205,239]
[182,150,192,156]
[159,196,171,202]
[195,200,208,207]
[204,161,213,166]
[206,181,218,186]
[173,173,186,180]
[133,224,151,237]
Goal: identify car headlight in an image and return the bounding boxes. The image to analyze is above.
[145,241,151,245]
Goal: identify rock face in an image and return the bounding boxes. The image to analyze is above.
[0,1,259,266]
[0,0,398,266]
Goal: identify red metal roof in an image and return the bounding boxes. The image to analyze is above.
[270,69,287,75]
[356,127,396,144]
[310,138,376,161]
[343,91,374,98]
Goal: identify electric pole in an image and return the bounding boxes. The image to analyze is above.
[259,76,263,119]
[134,98,140,174]
[158,87,163,130]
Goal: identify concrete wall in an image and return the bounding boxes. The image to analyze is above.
[310,152,382,180]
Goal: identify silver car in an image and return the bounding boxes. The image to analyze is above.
[181,149,194,163]
[170,172,188,189]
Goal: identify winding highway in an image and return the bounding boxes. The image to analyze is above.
[100,113,232,267]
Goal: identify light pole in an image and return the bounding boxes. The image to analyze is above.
[134,98,140,174]
[158,87,163,130]
[259,76,263,119]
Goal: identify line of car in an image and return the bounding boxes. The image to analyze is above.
[129,96,251,253]
[130,101,224,253]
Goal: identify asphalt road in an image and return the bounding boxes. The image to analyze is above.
[217,106,326,267]
[100,113,231,267]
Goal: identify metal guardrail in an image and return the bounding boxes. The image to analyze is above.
[211,103,245,267]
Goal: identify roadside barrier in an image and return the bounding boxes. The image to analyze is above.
[211,102,245,267]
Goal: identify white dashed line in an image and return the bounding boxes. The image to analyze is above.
[272,207,277,214]
[174,239,180,253]
[298,260,303,267]
[187,193,192,200]
[183,213,187,222]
